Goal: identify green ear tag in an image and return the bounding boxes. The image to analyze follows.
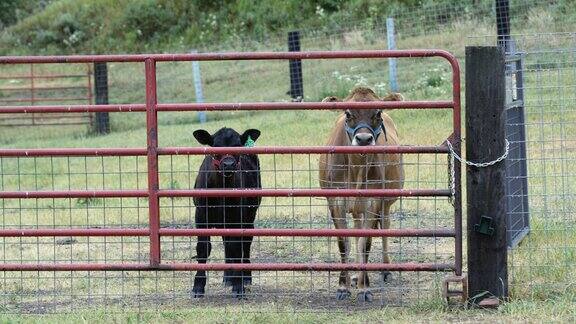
[244,136,255,147]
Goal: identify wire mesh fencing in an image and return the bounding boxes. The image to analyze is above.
[0,152,456,313]
[505,33,576,300]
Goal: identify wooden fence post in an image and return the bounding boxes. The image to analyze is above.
[93,62,110,134]
[287,31,303,101]
[465,46,508,305]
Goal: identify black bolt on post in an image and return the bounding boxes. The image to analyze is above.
[93,62,110,134]
[496,0,511,53]
[287,31,303,102]
[466,46,508,306]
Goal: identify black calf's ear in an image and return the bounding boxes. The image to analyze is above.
[241,129,261,145]
[193,130,213,146]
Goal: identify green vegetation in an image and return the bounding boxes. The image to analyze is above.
[2,0,574,55]
[1,298,576,323]
[0,0,413,54]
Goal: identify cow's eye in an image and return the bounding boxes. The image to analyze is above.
[374,110,382,119]
[345,111,353,119]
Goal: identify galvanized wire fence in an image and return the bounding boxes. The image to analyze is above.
[0,144,455,314]
[505,33,576,299]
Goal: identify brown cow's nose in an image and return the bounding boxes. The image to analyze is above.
[354,133,374,146]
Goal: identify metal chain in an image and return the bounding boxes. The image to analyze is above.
[446,139,510,199]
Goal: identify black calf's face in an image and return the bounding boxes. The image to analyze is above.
[193,127,261,176]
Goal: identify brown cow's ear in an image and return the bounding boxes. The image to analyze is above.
[381,93,404,101]
[193,130,213,146]
[321,96,341,102]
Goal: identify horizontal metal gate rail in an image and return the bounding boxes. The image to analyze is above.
[0,50,462,276]
[0,63,93,127]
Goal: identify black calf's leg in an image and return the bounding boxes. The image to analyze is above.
[240,234,253,285]
[222,235,234,286]
[240,217,255,285]
[224,235,245,298]
[192,235,212,297]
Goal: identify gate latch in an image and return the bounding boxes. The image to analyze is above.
[474,215,494,236]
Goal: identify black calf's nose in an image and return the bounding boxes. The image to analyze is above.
[221,159,236,169]
[355,133,374,146]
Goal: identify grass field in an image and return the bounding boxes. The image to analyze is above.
[0,15,575,323]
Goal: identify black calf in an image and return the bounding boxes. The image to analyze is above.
[191,127,262,299]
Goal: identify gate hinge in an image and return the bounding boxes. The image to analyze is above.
[474,215,494,236]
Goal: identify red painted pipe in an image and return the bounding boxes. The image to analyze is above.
[0,148,147,157]
[0,190,148,199]
[0,188,450,199]
[0,104,146,114]
[145,58,161,267]
[0,74,89,79]
[156,101,453,111]
[159,228,455,238]
[0,49,462,276]
[0,101,450,114]
[158,188,451,198]
[0,228,455,238]
[0,228,149,237]
[0,97,89,103]
[0,262,455,272]
[0,49,458,64]
[0,145,448,157]
[159,145,449,155]
[0,85,87,91]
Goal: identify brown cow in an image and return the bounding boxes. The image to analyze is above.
[319,86,405,302]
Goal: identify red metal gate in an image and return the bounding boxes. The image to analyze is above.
[0,63,93,127]
[0,51,462,298]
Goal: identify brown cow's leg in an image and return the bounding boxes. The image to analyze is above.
[351,213,363,288]
[329,199,350,300]
[381,203,392,282]
[357,206,381,302]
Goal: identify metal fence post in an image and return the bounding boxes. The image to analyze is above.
[496,0,511,53]
[287,31,303,101]
[504,46,530,248]
[465,46,508,305]
[386,18,399,92]
[191,50,206,124]
[93,62,110,134]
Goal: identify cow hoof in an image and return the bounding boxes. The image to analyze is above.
[336,288,351,300]
[357,290,373,302]
[382,271,392,282]
[351,276,358,288]
[191,287,205,298]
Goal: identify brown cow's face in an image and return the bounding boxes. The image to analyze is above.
[323,86,403,146]
[344,109,383,146]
